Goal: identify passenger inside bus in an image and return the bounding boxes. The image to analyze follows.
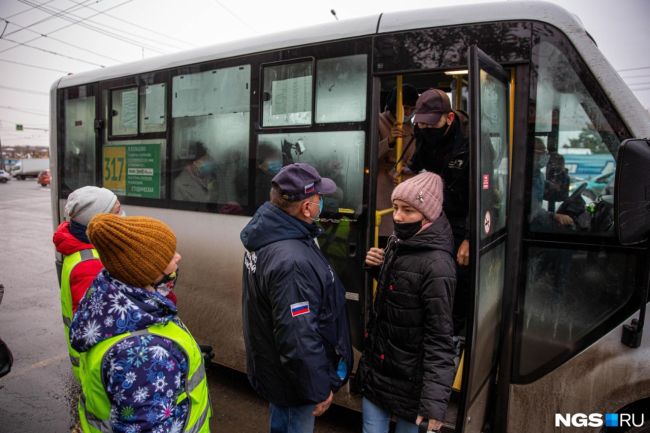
[376,84,419,244]
[172,141,219,203]
[530,138,574,231]
[254,142,283,208]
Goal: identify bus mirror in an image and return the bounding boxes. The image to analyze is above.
[615,138,650,245]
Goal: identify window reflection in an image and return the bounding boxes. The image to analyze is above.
[171,65,250,212]
[255,132,365,214]
[263,61,312,127]
[518,246,638,377]
[530,41,619,234]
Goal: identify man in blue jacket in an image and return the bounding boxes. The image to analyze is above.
[240,162,353,433]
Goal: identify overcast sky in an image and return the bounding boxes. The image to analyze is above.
[1,0,648,148]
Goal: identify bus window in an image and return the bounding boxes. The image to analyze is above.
[529,40,620,234]
[171,65,250,211]
[515,24,638,382]
[256,131,365,214]
[517,246,639,378]
[315,54,367,123]
[139,83,166,134]
[61,85,96,195]
[262,61,313,127]
[111,87,138,136]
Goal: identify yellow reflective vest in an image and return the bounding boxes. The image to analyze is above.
[78,320,211,433]
[60,248,99,381]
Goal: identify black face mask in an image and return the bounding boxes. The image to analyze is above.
[417,125,447,146]
[393,220,423,240]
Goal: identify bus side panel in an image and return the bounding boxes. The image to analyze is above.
[123,205,250,371]
[508,310,650,433]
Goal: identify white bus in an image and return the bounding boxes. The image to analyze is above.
[50,2,650,432]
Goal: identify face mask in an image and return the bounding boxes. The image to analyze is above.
[306,197,323,223]
[267,160,282,175]
[199,160,216,176]
[154,269,178,296]
[418,125,447,146]
[393,219,423,240]
[534,153,549,170]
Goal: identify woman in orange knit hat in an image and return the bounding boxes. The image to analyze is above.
[69,214,211,433]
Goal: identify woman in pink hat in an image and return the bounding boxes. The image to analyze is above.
[356,171,457,433]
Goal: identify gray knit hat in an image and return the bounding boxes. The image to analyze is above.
[65,186,118,226]
[391,171,444,221]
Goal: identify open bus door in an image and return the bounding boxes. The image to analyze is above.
[457,46,510,433]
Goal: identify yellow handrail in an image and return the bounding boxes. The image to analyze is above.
[372,208,394,295]
[394,75,404,184]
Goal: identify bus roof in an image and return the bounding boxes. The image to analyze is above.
[55,0,650,137]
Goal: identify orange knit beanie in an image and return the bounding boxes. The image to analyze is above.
[87,214,176,288]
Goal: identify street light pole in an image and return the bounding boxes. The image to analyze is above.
[0,134,4,171]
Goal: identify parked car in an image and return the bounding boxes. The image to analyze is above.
[0,169,10,183]
[37,169,51,187]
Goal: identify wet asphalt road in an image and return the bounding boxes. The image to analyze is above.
[0,179,360,433]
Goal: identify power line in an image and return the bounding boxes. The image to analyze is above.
[618,66,650,73]
[15,0,169,55]
[0,105,49,117]
[67,0,197,50]
[4,0,100,37]
[1,16,126,63]
[629,82,650,87]
[5,0,57,20]
[210,0,258,34]
[0,58,72,74]
[0,85,49,96]
[0,0,160,58]
[1,36,107,67]
[622,74,650,80]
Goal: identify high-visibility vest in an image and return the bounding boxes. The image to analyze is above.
[60,248,99,381]
[78,320,211,433]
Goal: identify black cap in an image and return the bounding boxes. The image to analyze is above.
[272,163,337,201]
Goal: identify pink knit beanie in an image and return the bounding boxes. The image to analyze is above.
[391,171,444,221]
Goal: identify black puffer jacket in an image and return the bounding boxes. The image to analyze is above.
[356,215,457,422]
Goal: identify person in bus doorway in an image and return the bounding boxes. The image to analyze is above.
[69,214,211,433]
[377,84,419,244]
[402,88,470,337]
[173,141,218,203]
[357,171,456,433]
[240,162,353,433]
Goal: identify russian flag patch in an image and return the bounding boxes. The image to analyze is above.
[304,182,315,195]
[290,301,310,317]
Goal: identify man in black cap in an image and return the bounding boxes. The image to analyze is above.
[407,88,471,336]
[240,162,353,433]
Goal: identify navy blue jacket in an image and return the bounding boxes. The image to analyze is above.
[240,202,353,406]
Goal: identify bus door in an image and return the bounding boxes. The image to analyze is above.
[459,46,510,433]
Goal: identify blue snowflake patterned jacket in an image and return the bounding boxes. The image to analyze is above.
[70,270,190,433]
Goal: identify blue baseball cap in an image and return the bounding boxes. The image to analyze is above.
[272,163,337,201]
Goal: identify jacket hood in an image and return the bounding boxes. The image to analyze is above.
[240,201,322,251]
[398,214,455,255]
[70,270,177,353]
[53,221,94,256]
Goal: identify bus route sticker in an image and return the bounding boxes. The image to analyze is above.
[484,210,492,235]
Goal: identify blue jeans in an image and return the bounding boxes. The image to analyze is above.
[269,403,316,433]
[362,397,419,433]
